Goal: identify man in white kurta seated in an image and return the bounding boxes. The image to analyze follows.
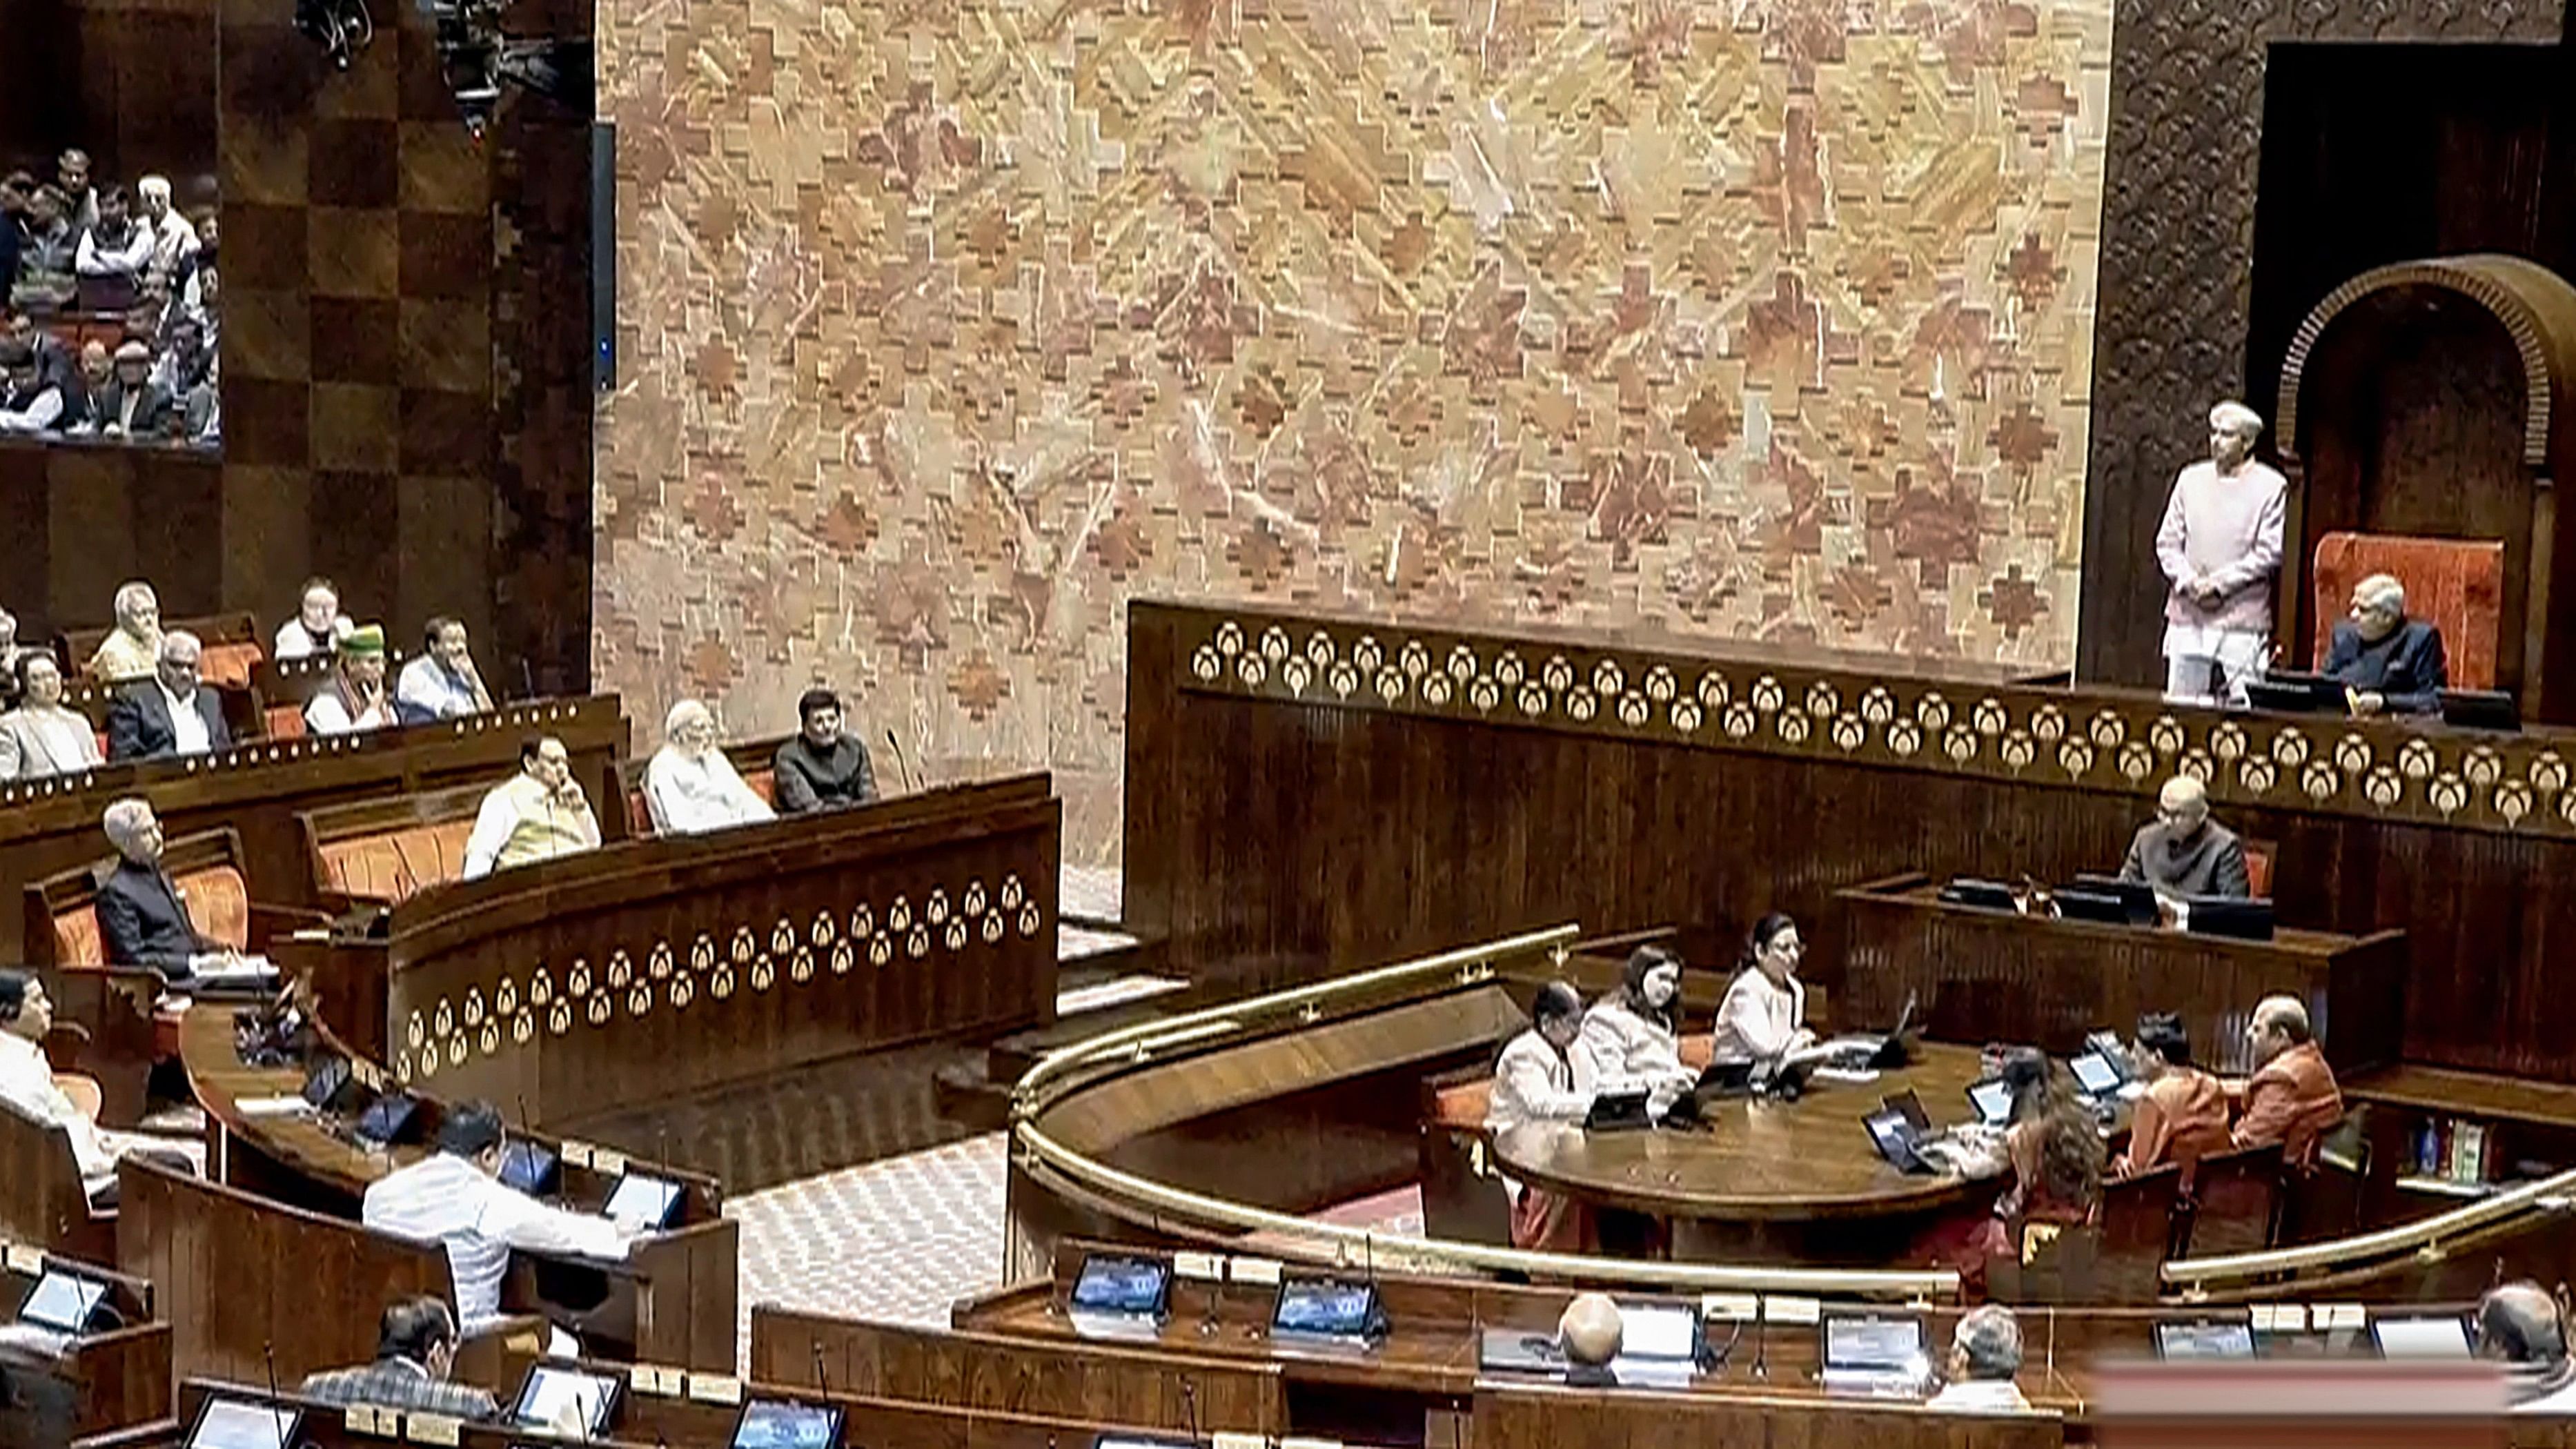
[460,737,600,880]
[643,700,774,835]
[2155,401,2287,705]
[0,970,199,1206]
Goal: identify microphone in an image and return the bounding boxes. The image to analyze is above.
[811,1341,829,1397]
[1179,1379,1201,1444]
[262,1339,288,1441]
[517,657,535,704]
[882,729,914,794]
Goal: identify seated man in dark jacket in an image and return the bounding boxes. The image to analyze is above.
[771,687,879,813]
[297,1298,502,1422]
[105,630,230,762]
[89,339,172,438]
[93,797,225,982]
[2321,572,2448,717]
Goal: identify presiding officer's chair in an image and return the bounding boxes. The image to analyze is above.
[2308,531,2505,690]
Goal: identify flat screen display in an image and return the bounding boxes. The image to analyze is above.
[1070,1254,1170,1319]
[353,1091,418,1145]
[512,1362,621,1436]
[2372,1316,2472,1359]
[1824,1315,1925,1372]
[602,1172,682,1232]
[1272,1278,1379,1339]
[185,1398,299,1449]
[731,1399,844,1449]
[1968,1078,2013,1125]
[2155,1320,2256,1359]
[300,1055,351,1110]
[1863,1110,1918,1169]
[498,1139,560,1196]
[1613,1301,1698,1361]
[17,1269,109,1334]
[2069,1052,2121,1096]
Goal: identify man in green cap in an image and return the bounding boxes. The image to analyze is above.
[305,624,393,734]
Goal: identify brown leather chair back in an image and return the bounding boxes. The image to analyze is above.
[0,1107,112,1261]
[2175,1139,2286,1260]
[2310,531,2505,690]
[23,828,254,967]
[299,782,489,907]
[2094,1162,2183,1302]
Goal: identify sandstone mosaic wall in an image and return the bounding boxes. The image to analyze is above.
[596,0,2116,862]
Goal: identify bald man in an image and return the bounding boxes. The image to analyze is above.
[2118,776,2250,900]
[2476,1282,2576,1411]
[2233,995,2341,1165]
[2321,573,2448,717]
[1557,1294,1624,1388]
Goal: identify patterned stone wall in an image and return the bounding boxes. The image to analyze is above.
[595,0,2117,863]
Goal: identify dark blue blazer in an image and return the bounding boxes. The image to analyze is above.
[105,682,230,762]
[2321,618,2449,716]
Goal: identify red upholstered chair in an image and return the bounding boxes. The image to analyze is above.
[2308,532,2505,690]
[2243,840,2275,900]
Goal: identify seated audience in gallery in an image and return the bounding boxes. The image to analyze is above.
[2321,573,2447,717]
[1577,944,1696,1103]
[1555,1294,1622,1388]
[1486,980,1595,1252]
[2108,1012,2230,1187]
[304,625,395,735]
[105,629,228,761]
[133,176,198,280]
[9,186,79,304]
[1708,912,1817,1067]
[645,699,774,835]
[273,575,354,661]
[0,607,30,703]
[363,1101,640,1335]
[1926,1306,2031,1413]
[0,340,63,433]
[462,736,600,879]
[2232,994,2342,1165]
[72,185,153,303]
[55,150,98,236]
[298,1297,503,1422]
[3,305,74,390]
[395,617,495,720]
[89,339,173,439]
[2118,773,2249,900]
[86,579,162,682]
[0,969,197,1207]
[2477,1281,2576,1412]
[0,653,103,780]
[95,797,253,981]
[771,687,878,813]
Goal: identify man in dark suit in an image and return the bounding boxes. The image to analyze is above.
[106,630,230,762]
[2321,573,2448,717]
[89,340,172,439]
[297,1299,502,1422]
[93,798,221,981]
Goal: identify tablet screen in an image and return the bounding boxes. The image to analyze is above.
[513,1363,620,1435]
[2372,1316,2471,1359]
[2069,1052,2121,1096]
[1070,1254,1169,1318]
[498,1139,559,1196]
[186,1399,298,1449]
[17,1269,108,1334]
[1968,1078,2013,1125]
[1824,1315,1925,1372]
[732,1399,843,1449]
[353,1091,417,1144]
[1273,1279,1377,1338]
[2156,1321,2255,1359]
[1863,1110,1916,1167]
[603,1172,681,1231]
[1615,1301,1698,1361]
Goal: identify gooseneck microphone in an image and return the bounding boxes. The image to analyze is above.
[883,728,916,794]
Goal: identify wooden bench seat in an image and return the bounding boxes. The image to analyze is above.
[298,783,487,909]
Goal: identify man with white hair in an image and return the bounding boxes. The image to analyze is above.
[2117,774,2250,899]
[105,630,231,762]
[133,176,198,279]
[2234,994,2341,1165]
[86,580,162,682]
[93,799,234,981]
[2321,573,2448,716]
[1927,1306,2031,1412]
[644,700,775,834]
[2156,402,2287,704]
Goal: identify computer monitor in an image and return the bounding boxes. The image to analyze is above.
[1271,1276,1385,1343]
[2371,1314,2472,1359]
[2245,670,2337,713]
[299,1054,355,1112]
[1938,878,2018,911]
[602,1171,684,1232]
[1611,1300,1699,1362]
[2052,888,2134,927]
[351,1090,420,1147]
[1068,1253,1171,1322]
[1583,1090,1654,1131]
[183,1396,301,1449]
[2154,1319,2257,1360]
[16,1268,110,1334]
[498,1138,560,1196]
[2185,896,2275,942]
[1862,1109,1926,1173]
[1881,1089,1931,1133]
[1820,1313,1929,1377]
[2072,874,2159,926]
[2068,1051,2123,1098]
[730,1398,845,1449]
[2440,689,2520,733]
[1967,1078,2013,1127]
[511,1361,622,1437]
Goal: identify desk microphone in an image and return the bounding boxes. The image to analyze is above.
[883,729,915,793]
[811,1341,830,1398]
[262,1339,288,1440]
[517,658,536,705]
[1179,1379,1201,1444]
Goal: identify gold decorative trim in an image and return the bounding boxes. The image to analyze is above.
[1178,608,2575,840]
[395,871,1044,1082]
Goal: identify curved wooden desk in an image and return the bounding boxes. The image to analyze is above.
[382,773,1061,1130]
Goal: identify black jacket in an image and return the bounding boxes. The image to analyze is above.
[106,682,231,762]
[2322,618,2449,715]
[95,858,208,976]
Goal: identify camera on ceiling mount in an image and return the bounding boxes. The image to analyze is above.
[420,0,593,140]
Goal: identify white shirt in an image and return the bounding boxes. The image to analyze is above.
[1576,999,1689,1096]
[306,687,393,736]
[147,210,199,273]
[1710,967,1807,1065]
[0,1032,118,1191]
[462,774,601,880]
[1487,1029,1593,1136]
[397,656,487,719]
[159,682,212,756]
[644,747,775,835]
[1926,1379,2033,1413]
[273,617,349,662]
[0,386,63,433]
[75,223,155,278]
[361,1154,631,1331]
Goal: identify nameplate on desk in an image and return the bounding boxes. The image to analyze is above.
[1230,1256,1284,1286]
[2250,1304,2307,1333]
[344,1404,400,1437]
[687,1373,744,1406]
[3,1243,43,1276]
[2318,1303,2367,1332]
[1281,1437,1342,1449]
[352,1060,386,1092]
[405,1411,462,1446]
[1765,1295,1822,1325]
[628,1363,685,1397]
[592,1147,629,1176]
[1702,1293,1760,1323]
[1174,1251,1225,1282]
[1212,1434,1266,1449]
[559,1141,594,1169]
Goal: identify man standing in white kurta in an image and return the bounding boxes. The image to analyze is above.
[2156,402,2288,705]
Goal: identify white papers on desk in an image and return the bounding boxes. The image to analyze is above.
[1811,1067,1880,1085]
[231,1095,313,1118]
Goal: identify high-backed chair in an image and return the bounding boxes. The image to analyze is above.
[2172,1139,2286,1261]
[1418,1070,1512,1248]
[2092,1162,2184,1302]
[2277,1110,2370,1245]
[0,1110,114,1260]
[2308,531,2506,691]
[297,782,489,908]
[57,611,264,691]
[22,827,311,972]
[602,735,790,840]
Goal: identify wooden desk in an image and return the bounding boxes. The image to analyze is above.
[1838,875,2408,1076]
[380,774,1061,1130]
[1,1246,170,1439]
[1490,1043,2003,1262]
[0,696,629,955]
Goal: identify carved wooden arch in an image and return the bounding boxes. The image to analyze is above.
[2275,253,2576,472]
